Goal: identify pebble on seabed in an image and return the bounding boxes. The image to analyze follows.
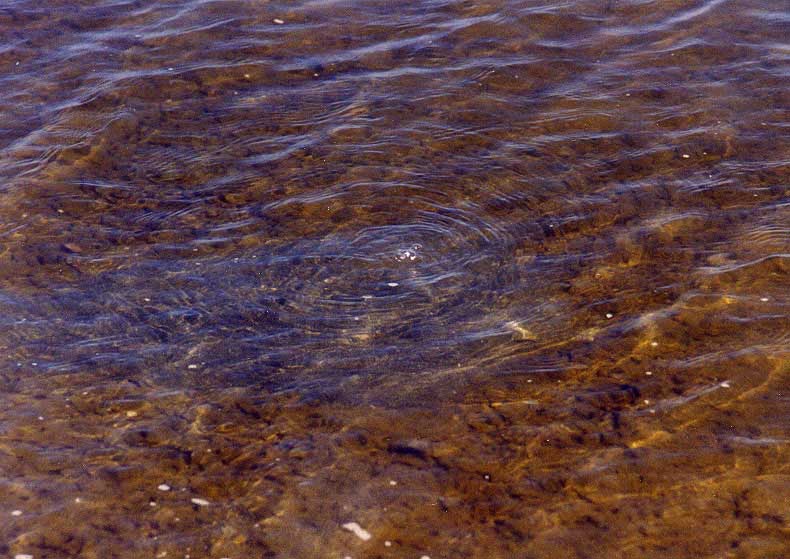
[11,510,22,516]
[342,522,372,541]
[190,498,210,507]
[273,18,285,24]
[15,555,34,559]
[158,484,171,491]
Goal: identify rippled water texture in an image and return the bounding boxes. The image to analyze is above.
[1,0,788,557]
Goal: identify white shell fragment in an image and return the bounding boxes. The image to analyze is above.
[342,521,372,541]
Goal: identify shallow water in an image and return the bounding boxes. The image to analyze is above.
[0,0,788,557]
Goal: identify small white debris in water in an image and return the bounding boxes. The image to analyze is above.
[389,480,397,486]
[37,416,44,421]
[342,522,372,541]
[15,61,20,66]
[484,474,490,480]
[605,312,613,319]
[158,484,171,491]
[74,497,82,503]
[721,381,731,388]
[760,297,769,302]
[420,556,431,559]
[187,364,198,369]
[273,18,285,24]
[191,498,210,507]
[149,501,157,507]
[386,282,399,287]
[244,73,251,79]
[384,541,392,547]
[126,410,138,418]
[645,371,653,376]
[15,555,33,559]
[11,510,22,516]
[643,399,650,405]
[650,341,659,347]
[144,297,151,302]
[682,154,690,159]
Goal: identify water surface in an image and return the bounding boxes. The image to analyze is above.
[0,0,788,557]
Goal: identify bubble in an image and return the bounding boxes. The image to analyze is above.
[394,244,422,262]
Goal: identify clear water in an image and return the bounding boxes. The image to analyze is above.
[0,0,788,557]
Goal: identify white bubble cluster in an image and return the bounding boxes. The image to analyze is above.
[394,244,422,262]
